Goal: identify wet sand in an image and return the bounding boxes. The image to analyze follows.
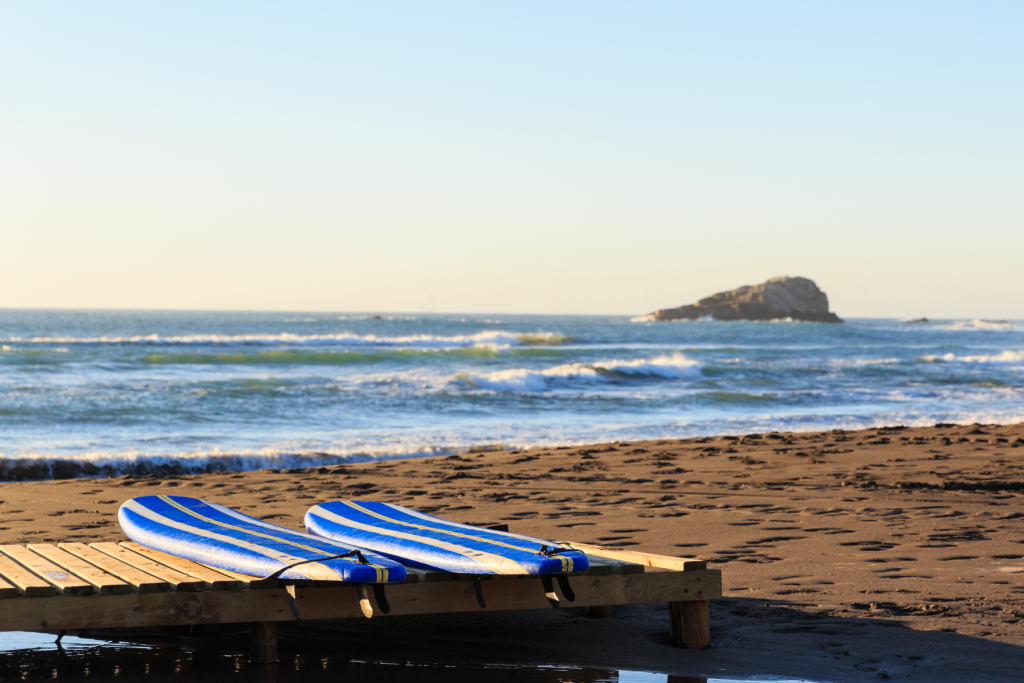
[1,423,1023,681]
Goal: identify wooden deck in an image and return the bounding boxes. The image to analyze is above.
[0,541,721,663]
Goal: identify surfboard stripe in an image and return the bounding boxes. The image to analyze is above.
[122,500,332,580]
[119,497,404,583]
[384,503,557,544]
[305,501,588,576]
[307,505,528,574]
[380,505,577,573]
[345,501,571,573]
[156,496,388,582]
[197,500,390,583]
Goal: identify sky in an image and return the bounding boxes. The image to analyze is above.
[1,2,1022,318]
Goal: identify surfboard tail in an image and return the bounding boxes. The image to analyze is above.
[304,501,590,576]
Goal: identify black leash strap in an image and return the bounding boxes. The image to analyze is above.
[538,544,573,556]
[262,549,370,580]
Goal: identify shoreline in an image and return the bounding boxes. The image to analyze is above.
[5,418,1024,482]
[1,422,1023,681]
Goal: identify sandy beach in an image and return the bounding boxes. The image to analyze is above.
[1,423,1022,680]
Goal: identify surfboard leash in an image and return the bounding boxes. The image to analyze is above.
[262,549,370,580]
[537,544,573,556]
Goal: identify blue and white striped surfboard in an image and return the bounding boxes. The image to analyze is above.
[305,501,589,575]
[119,496,406,583]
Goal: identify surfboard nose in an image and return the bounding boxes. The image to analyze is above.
[118,495,406,584]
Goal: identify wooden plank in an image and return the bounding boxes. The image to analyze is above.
[194,564,278,590]
[677,599,711,649]
[251,622,279,665]
[582,555,644,576]
[0,588,295,631]
[120,543,241,591]
[565,542,706,571]
[0,568,723,632]
[0,573,19,599]
[0,555,53,598]
[291,568,723,620]
[58,543,170,594]
[28,545,130,596]
[89,543,204,592]
[669,600,684,647]
[0,545,92,596]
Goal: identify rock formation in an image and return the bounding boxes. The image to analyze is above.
[640,276,843,323]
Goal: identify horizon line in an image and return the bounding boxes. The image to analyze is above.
[0,306,1017,322]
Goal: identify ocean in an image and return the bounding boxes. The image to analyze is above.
[1,309,1021,480]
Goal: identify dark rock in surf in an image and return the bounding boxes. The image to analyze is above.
[640,276,842,323]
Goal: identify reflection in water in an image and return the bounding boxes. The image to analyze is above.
[0,632,703,683]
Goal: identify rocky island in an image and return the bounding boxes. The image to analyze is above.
[639,275,843,323]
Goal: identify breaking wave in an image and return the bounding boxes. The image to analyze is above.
[922,350,1024,365]
[0,446,464,481]
[456,353,703,392]
[937,319,1020,331]
[2,330,570,350]
[137,347,559,365]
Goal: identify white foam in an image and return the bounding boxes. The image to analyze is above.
[458,367,571,392]
[631,315,806,324]
[3,330,568,350]
[5,401,1024,480]
[629,315,718,323]
[921,350,1024,365]
[937,319,1020,331]
[592,353,703,378]
[0,444,457,480]
[457,353,703,392]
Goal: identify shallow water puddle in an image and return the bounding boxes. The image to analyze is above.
[0,631,815,682]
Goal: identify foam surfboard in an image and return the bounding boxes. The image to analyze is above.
[119,495,406,583]
[305,501,589,575]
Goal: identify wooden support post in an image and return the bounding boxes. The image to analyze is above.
[250,621,279,664]
[668,600,710,649]
[585,605,614,618]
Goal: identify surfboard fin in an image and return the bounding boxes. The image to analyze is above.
[286,585,301,619]
[372,584,391,614]
[557,575,576,602]
[473,578,486,609]
[541,576,560,608]
[357,583,374,618]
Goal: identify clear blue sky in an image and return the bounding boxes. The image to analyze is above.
[2,2,1021,318]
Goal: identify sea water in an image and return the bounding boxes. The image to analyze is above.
[0,631,815,682]
[1,309,1021,480]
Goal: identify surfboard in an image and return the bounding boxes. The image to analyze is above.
[304,501,589,575]
[119,495,406,583]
